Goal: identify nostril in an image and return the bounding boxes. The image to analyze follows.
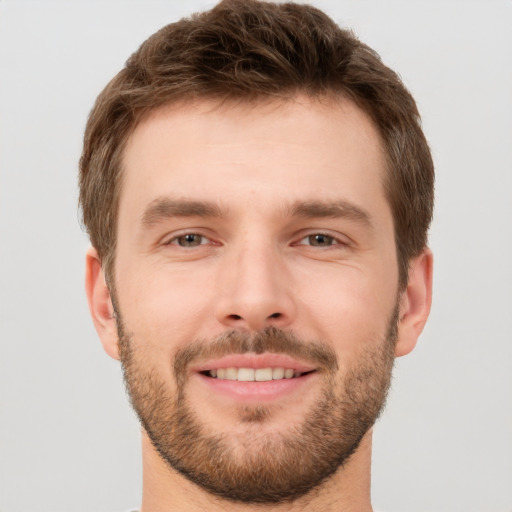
[222,312,284,327]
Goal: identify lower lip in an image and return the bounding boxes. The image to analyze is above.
[195,372,316,403]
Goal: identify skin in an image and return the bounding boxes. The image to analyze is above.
[86,96,433,511]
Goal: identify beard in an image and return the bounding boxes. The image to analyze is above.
[117,308,398,505]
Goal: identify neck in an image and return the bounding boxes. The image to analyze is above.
[139,429,374,512]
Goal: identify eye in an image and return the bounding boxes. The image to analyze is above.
[168,233,209,247]
[299,233,338,247]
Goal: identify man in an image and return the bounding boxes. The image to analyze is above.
[80,0,433,510]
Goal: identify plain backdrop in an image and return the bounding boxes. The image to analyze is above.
[1,1,511,511]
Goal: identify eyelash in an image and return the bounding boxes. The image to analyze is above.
[164,233,210,248]
[164,231,349,249]
[295,233,346,248]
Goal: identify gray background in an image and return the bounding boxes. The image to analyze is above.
[1,1,511,511]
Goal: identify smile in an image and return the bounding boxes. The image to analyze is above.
[194,355,318,401]
[205,367,310,381]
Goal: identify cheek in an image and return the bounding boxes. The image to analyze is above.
[293,262,397,355]
[116,262,217,350]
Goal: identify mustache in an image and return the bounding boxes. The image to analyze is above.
[173,326,338,385]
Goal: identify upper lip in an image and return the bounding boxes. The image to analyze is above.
[191,353,317,373]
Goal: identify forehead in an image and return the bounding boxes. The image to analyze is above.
[119,95,388,222]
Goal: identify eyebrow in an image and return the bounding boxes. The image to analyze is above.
[140,197,373,229]
[289,200,373,227]
[141,198,224,226]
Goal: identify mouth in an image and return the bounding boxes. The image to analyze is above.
[192,353,318,402]
[201,367,314,381]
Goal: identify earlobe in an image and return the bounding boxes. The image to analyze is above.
[395,248,433,357]
[85,247,120,360]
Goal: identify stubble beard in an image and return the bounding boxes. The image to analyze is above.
[117,310,398,505]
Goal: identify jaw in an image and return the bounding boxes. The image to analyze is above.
[130,335,389,510]
[139,421,375,512]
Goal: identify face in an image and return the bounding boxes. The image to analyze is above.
[113,97,401,503]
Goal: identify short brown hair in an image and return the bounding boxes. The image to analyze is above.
[79,0,434,288]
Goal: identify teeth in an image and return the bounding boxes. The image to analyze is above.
[226,367,237,380]
[272,367,284,379]
[238,368,255,381]
[255,368,273,381]
[284,368,295,379]
[208,367,302,381]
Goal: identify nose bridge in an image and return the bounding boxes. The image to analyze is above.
[215,231,295,330]
[235,235,279,296]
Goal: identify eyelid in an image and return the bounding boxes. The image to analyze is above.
[293,231,352,248]
[159,228,352,248]
[168,234,208,247]
[161,229,217,247]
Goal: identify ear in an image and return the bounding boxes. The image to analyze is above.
[85,247,120,360]
[395,248,433,357]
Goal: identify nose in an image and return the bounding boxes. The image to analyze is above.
[214,240,296,332]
